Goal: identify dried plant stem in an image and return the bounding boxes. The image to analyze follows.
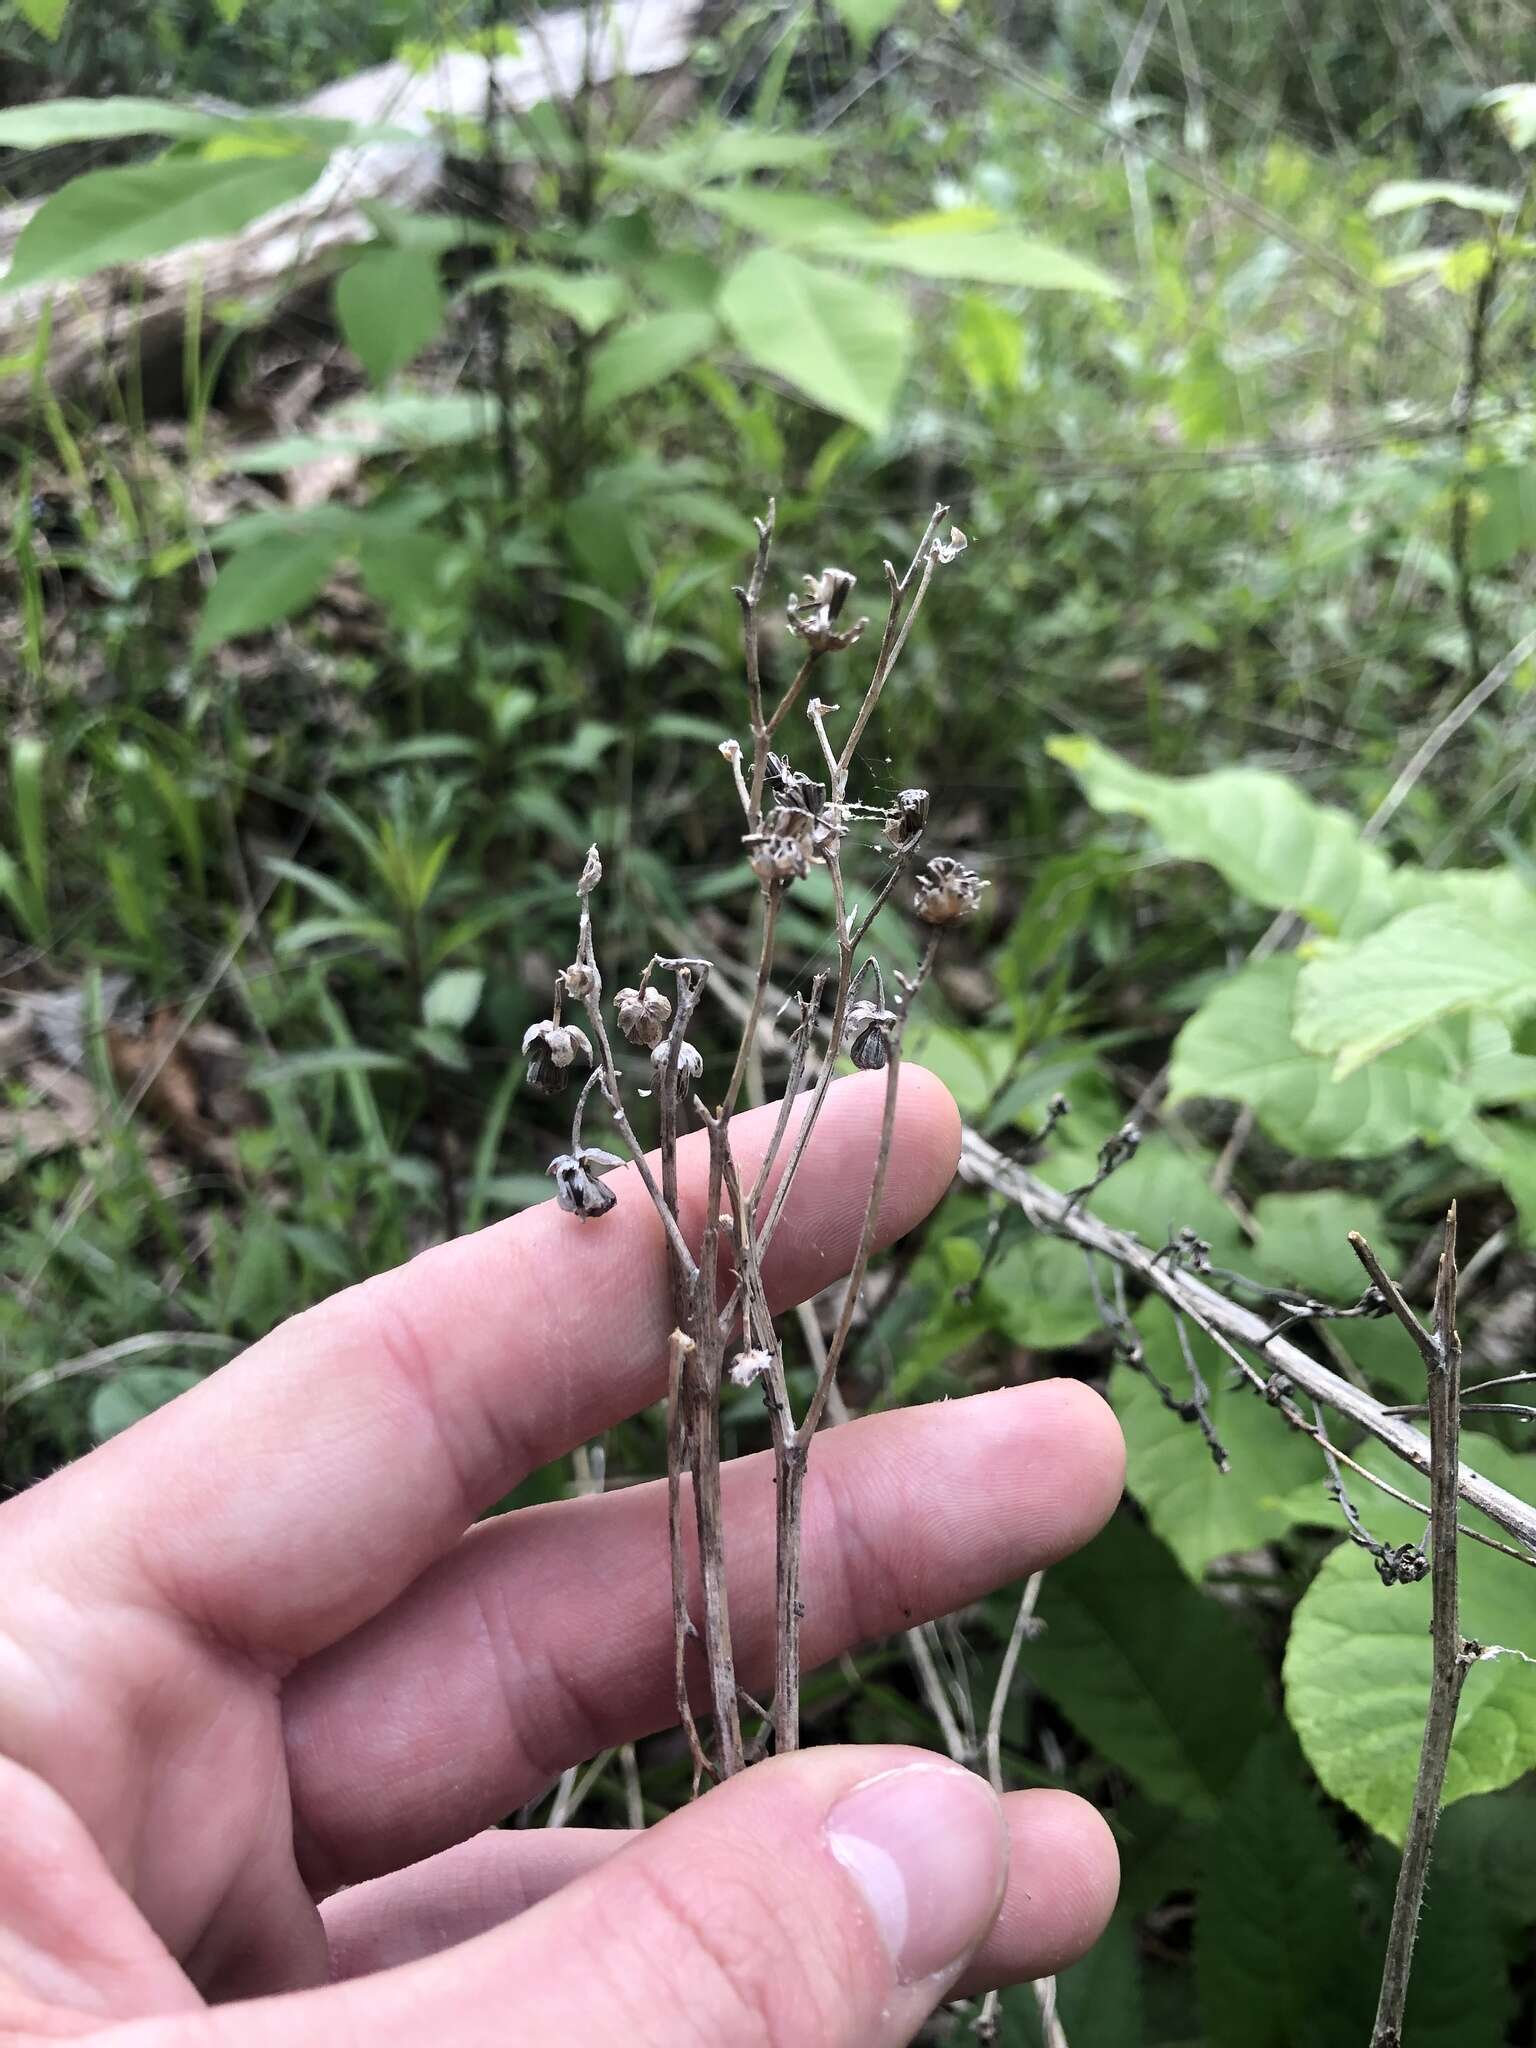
[1352,1212,1471,2048]
[958,1129,1536,1558]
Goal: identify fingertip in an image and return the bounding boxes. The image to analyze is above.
[1017,1378,1126,1557]
[891,1062,963,1215]
[957,1789,1120,1992]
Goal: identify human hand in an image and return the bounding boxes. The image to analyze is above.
[0,1069,1124,2046]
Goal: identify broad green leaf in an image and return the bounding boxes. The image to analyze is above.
[4,153,325,293]
[1111,1305,1319,1578]
[1284,1434,1536,1841]
[464,264,628,334]
[1366,178,1517,217]
[91,1366,202,1441]
[356,526,458,632]
[585,310,717,412]
[1468,463,1536,572]
[423,967,484,1031]
[982,1233,1103,1351]
[694,186,876,246]
[15,0,68,39]
[1294,903,1536,1076]
[608,128,832,192]
[0,97,228,146]
[195,529,347,653]
[1195,1737,1373,2048]
[1436,1784,1536,1951]
[1027,1513,1269,1816]
[1390,1827,1516,2046]
[1452,1115,1536,1243]
[336,245,446,386]
[719,248,911,435]
[213,0,246,19]
[227,391,493,470]
[1038,1134,1248,1268]
[225,1217,291,1333]
[1048,736,1397,935]
[1251,1189,1393,1303]
[1169,957,1477,1159]
[834,223,1122,296]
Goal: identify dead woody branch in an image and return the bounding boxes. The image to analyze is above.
[957,1129,1536,1559]
[528,502,977,1782]
[1350,1212,1472,2048]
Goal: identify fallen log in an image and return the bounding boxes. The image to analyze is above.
[0,0,695,427]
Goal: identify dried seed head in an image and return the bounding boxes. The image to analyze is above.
[548,1146,621,1219]
[766,754,827,818]
[931,524,968,566]
[521,1018,595,1095]
[651,1039,705,1086]
[561,960,597,1000]
[745,829,810,886]
[884,787,930,850]
[786,567,868,653]
[728,1347,775,1389]
[844,998,898,1072]
[614,984,672,1049]
[912,855,988,926]
[578,845,603,897]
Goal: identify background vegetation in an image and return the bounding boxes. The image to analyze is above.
[3,1,1535,2040]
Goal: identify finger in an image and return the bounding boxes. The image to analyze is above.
[157,1748,1012,2048]
[285,1380,1123,1885]
[21,1069,959,1660]
[321,1788,1118,1993]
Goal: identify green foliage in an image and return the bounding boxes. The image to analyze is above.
[1284,1436,1536,1842]
[336,245,447,388]
[718,249,912,435]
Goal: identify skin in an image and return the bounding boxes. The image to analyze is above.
[0,1068,1126,2047]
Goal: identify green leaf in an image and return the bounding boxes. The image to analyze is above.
[1195,1736,1373,2048]
[1251,1189,1394,1303]
[1027,1513,1270,1816]
[15,0,68,39]
[225,1217,291,1334]
[422,967,484,1031]
[227,390,492,471]
[464,264,628,334]
[1169,956,1477,1159]
[1111,1305,1320,1578]
[585,310,717,412]
[1366,178,1517,217]
[195,528,348,653]
[608,128,832,192]
[213,0,247,19]
[1468,463,1536,572]
[982,1233,1103,1351]
[0,97,227,146]
[719,248,911,436]
[835,221,1122,296]
[1483,84,1536,152]
[90,1366,203,1441]
[1452,1115,1536,1244]
[900,1022,1016,1119]
[695,186,884,245]
[1284,1434,1536,1842]
[1391,1826,1516,2046]
[1038,1134,1249,1268]
[336,245,447,386]
[1048,735,1396,934]
[1294,904,1536,1077]
[4,152,326,293]
[1004,1912,1143,2046]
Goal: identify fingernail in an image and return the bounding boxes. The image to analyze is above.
[826,1763,1007,1985]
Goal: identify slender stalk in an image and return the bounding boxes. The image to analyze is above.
[1354,1212,1468,2048]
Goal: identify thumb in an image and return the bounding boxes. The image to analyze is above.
[153,1748,1009,2048]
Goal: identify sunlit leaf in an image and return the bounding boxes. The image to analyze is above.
[463,263,628,334]
[336,244,447,386]
[585,310,717,412]
[1366,178,1517,218]
[718,247,911,435]
[15,0,69,40]
[0,96,228,146]
[4,153,326,293]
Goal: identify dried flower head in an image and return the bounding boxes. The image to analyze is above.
[561,960,597,1000]
[931,525,968,566]
[578,845,603,897]
[615,984,672,1049]
[766,753,827,819]
[728,1347,775,1389]
[522,1017,594,1095]
[652,1039,704,1087]
[745,830,810,886]
[913,855,988,926]
[884,787,930,850]
[787,566,867,653]
[548,1145,623,1219]
[844,998,898,1072]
